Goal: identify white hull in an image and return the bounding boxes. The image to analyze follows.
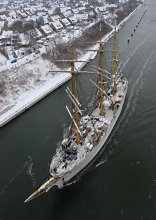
[54,83,128,189]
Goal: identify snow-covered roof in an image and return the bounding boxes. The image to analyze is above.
[96,6,107,12]
[119,0,127,2]
[6,17,15,27]
[75,13,88,21]
[72,9,79,14]
[106,4,117,8]
[35,28,43,38]
[60,7,67,13]
[0,15,7,20]
[0,30,13,39]
[20,12,27,18]
[30,15,37,21]
[43,16,49,24]
[9,11,17,17]
[19,33,29,45]
[61,18,71,26]
[69,16,77,24]
[51,20,63,30]
[25,11,32,16]
[63,10,73,17]
[103,14,111,20]
[48,9,55,15]
[51,15,60,21]
[78,7,86,12]
[37,12,46,17]
[59,3,65,8]
[16,10,21,14]
[88,11,95,17]
[40,24,53,35]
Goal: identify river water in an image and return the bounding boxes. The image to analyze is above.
[1,1,156,219]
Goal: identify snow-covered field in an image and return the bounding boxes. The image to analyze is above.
[0,4,142,127]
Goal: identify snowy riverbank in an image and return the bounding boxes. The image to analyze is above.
[0,4,143,127]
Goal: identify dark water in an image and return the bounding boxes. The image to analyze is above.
[1,1,156,219]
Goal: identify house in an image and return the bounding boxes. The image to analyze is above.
[0,30,13,46]
[6,16,15,28]
[27,28,43,39]
[0,15,7,20]
[9,11,17,18]
[60,18,71,28]
[20,12,28,19]
[71,9,79,14]
[95,6,107,13]
[68,15,77,25]
[11,33,19,46]
[77,7,86,12]
[75,13,88,23]
[50,20,64,32]
[34,28,43,38]
[88,11,96,21]
[19,33,30,46]
[50,15,60,22]
[60,9,73,19]
[42,16,49,25]
[106,4,117,9]
[39,24,53,36]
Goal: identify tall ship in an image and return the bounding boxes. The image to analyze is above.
[25,25,128,203]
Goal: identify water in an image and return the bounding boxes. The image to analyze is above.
[1,1,156,219]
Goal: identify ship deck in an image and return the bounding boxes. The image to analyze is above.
[91,107,114,122]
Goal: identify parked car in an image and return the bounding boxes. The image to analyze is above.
[10,59,17,63]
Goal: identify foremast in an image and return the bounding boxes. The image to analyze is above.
[51,59,84,144]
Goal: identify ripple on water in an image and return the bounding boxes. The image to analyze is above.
[0,156,36,197]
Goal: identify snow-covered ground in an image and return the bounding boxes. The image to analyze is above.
[0,53,7,65]
[0,4,142,127]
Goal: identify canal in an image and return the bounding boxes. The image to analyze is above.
[1,1,156,219]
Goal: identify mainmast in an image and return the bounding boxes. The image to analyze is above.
[87,40,109,115]
[113,21,117,93]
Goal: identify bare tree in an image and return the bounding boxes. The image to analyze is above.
[11,20,23,33]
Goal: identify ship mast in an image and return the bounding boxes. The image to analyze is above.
[99,40,105,115]
[113,20,117,93]
[71,61,80,144]
[98,21,105,115]
[86,22,106,115]
[87,41,108,115]
[50,59,91,144]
